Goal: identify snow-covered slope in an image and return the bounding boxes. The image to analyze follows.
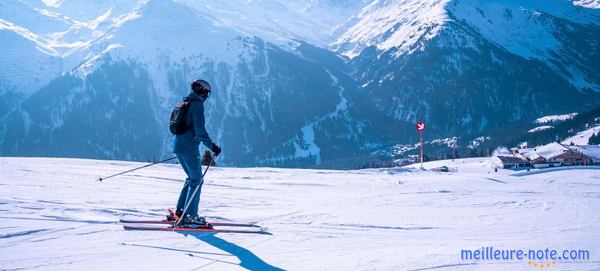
[342,0,600,154]
[448,0,600,91]
[176,0,369,47]
[0,0,142,95]
[527,113,579,134]
[1,157,599,270]
[332,0,453,57]
[339,0,600,90]
[0,16,63,95]
[0,0,363,168]
[562,125,600,145]
[535,113,579,124]
[528,125,553,133]
[574,0,600,9]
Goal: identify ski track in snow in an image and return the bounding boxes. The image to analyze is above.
[0,157,599,270]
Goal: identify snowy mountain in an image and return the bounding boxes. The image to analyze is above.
[342,0,600,148]
[574,0,600,8]
[176,0,370,47]
[0,0,364,166]
[1,157,599,270]
[1,0,600,168]
[0,0,142,96]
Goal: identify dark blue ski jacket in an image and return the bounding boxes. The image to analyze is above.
[172,92,214,155]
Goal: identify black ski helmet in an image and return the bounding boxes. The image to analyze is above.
[191,79,212,96]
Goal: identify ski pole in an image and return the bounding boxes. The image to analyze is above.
[97,156,178,182]
[176,155,216,226]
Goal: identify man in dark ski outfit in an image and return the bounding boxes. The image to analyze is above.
[169,79,221,226]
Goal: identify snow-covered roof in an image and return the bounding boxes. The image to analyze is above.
[497,156,530,164]
[569,145,600,159]
[527,153,543,161]
[528,142,570,159]
[517,148,535,154]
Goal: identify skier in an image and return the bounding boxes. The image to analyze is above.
[167,79,221,227]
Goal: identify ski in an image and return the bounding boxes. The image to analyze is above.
[119,218,261,228]
[123,224,269,234]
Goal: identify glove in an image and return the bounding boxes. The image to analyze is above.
[211,143,222,157]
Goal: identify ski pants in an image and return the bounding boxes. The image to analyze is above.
[176,154,204,218]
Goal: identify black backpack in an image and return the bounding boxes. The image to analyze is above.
[169,99,198,135]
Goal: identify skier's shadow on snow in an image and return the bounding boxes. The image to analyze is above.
[184,232,285,271]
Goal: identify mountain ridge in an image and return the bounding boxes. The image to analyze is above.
[1,0,599,168]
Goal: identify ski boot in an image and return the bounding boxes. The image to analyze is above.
[166,209,181,222]
[179,214,213,229]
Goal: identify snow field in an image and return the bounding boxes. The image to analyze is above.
[0,157,599,270]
